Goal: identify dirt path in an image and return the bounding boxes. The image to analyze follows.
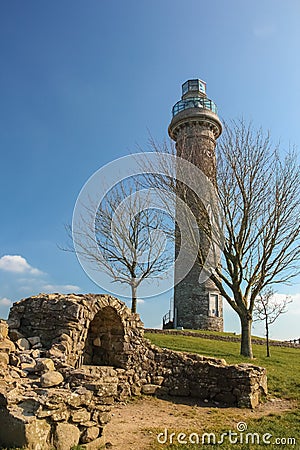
[104,395,295,450]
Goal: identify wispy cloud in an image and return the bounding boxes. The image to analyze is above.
[0,297,12,306]
[0,255,43,276]
[273,292,300,315]
[0,254,81,299]
[42,284,81,293]
[17,280,81,295]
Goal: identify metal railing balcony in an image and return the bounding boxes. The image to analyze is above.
[172,97,217,117]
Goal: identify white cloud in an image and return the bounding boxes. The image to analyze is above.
[137,298,145,304]
[16,278,81,295]
[223,292,299,312]
[42,284,81,293]
[0,297,12,306]
[223,291,300,339]
[0,255,43,276]
[280,293,300,315]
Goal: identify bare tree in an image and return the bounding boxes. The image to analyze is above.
[141,120,300,357]
[71,180,173,313]
[214,121,300,357]
[253,289,291,357]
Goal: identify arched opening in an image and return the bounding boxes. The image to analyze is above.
[83,306,125,367]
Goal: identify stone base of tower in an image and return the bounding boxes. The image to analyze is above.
[173,274,224,332]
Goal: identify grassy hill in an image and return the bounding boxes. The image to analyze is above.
[145,331,300,450]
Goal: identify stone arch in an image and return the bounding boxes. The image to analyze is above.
[82,306,125,367]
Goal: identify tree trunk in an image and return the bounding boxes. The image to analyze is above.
[240,314,253,358]
[131,284,137,314]
[265,318,270,357]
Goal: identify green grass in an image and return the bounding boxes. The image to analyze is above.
[145,332,300,450]
[150,412,300,449]
[151,328,239,338]
[150,328,282,342]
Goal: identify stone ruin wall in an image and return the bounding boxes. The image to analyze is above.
[0,293,268,450]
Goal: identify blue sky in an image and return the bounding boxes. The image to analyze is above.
[1,0,300,340]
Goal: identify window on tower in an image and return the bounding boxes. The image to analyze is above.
[172,97,217,117]
[182,81,189,96]
[209,293,219,317]
[182,79,206,96]
[189,80,199,90]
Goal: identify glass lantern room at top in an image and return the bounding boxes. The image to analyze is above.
[172,79,217,118]
[182,79,206,98]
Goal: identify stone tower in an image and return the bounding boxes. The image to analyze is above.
[167,79,223,331]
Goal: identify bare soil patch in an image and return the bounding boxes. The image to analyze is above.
[104,395,295,450]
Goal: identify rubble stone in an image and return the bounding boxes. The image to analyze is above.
[35,357,55,372]
[0,338,15,353]
[28,336,41,347]
[82,426,100,443]
[16,337,30,351]
[40,370,64,387]
[8,329,24,342]
[0,320,8,339]
[142,384,162,395]
[0,352,9,367]
[54,422,80,450]
[71,407,91,423]
[0,293,268,450]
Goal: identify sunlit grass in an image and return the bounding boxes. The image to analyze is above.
[146,332,300,449]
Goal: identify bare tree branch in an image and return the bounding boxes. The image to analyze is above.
[67,178,174,313]
[253,288,292,356]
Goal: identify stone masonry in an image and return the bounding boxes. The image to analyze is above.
[168,79,223,331]
[0,294,267,449]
